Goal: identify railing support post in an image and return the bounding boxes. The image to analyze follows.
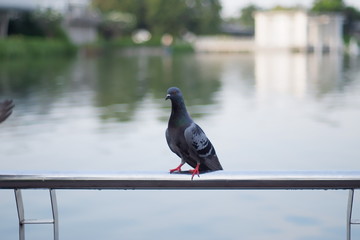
[14,189,25,240]
[347,189,354,240]
[50,189,59,240]
[14,189,59,240]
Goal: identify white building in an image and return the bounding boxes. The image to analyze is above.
[62,1,100,45]
[254,10,343,53]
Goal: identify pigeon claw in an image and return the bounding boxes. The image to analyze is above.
[170,164,183,173]
[190,164,200,180]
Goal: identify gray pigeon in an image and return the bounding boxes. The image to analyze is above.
[165,87,223,179]
[0,100,14,123]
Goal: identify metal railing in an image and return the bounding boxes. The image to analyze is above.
[0,170,360,240]
[14,189,58,240]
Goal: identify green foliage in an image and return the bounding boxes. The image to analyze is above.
[8,9,69,40]
[102,35,193,53]
[8,12,43,37]
[0,37,76,59]
[343,6,360,35]
[271,5,302,11]
[311,0,345,12]
[99,11,137,39]
[239,4,259,27]
[172,42,194,53]
[32,8,67,39]
[106,35,160,47]
[145,0,188,35]
[92,0,222,36]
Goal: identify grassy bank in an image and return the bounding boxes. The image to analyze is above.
[103,36,194,54]
[0,37,77,58]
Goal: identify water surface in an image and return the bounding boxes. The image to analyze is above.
[0,51,360,240]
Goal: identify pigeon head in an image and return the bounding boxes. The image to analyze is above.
[165,87,183,101]
[166,87,192,128]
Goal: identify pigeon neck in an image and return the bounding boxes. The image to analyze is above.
[169,98,192,126]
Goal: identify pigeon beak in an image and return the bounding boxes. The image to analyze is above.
[165,94,170,100]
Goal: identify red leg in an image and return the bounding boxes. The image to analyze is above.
[170,162,185,173]
[189,163,200,180]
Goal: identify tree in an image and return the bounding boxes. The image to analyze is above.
[8,9,67,40]
[92,0,148,29]
[99,11,136,39]
[342,6,360,38]
[311,0,345,12]
[145,0,188,35]
[33,9,65,39]
[91,0,222,36]
[239,4,259,28]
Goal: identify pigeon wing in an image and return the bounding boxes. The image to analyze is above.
[0,100,14,123]
[184,122,223,171]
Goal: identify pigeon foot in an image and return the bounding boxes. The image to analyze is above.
[189,164,200,180]
[170,163,184,173]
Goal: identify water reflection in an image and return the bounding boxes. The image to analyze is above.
[0,57,74,104]
[0,51,360,240]
[2,52,354,123]
[94,53,222,121]
[255,52,343,99]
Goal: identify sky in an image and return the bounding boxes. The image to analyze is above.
[220,0,360,17]
[1,0,360,17]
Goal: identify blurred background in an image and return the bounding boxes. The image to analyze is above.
[1,0,360,239]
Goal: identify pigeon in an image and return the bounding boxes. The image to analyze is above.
[165,87,223,180]
[0,100,14,124]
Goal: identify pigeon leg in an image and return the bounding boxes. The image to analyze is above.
[170,162,185,173]
[189,163,200,180]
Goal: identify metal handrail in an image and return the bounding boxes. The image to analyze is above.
[0,170,359,240]
[1,170,360,189]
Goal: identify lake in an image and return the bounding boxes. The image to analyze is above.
[0,50,360,240]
